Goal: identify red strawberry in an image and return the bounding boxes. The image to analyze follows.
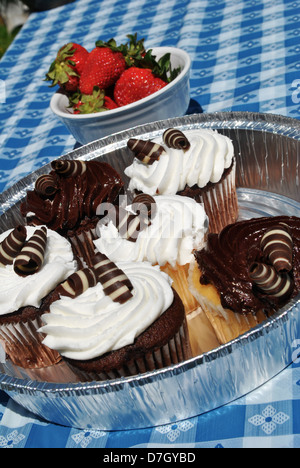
[46,42,89,92]
[104,96,119,110]
[79,46,126,95]
[73,100,84,114]
[63,74,80,92]
[113,67,167,107]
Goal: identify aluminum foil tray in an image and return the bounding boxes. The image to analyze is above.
[0,112,299,431]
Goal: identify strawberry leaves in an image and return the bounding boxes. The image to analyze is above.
[133,50,181,83]
[94,34,181,82]
[45,43,89,91]
[96,34,146,67]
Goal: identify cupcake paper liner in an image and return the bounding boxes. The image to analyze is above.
[64,320,192,382]
[194,297,267,344]
[186,306,221,357]
[203,165,238,234]
[0,315,61,369]
[160,263,199,316]
[188,260,268,344]
[179,160,238,234]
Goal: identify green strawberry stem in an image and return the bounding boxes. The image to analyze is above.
[95,34,182,83]
[45,43,79,86]
[68,87,107,114]
[135,50,181,83]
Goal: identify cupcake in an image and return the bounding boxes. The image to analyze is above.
[0,225,77,368]
[20,159,124,234]
[93,193,208,315]
[124,127,238,233]
[189,216,300,344]
[39,255,191,381]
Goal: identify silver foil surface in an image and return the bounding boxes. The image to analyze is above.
[0,112,299,430]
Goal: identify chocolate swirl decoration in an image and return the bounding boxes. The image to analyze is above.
[195,215,299,315]
[57,268,97,298]
[163,128,191,151]
[261,223,293,273]
[21,160,124,233]
[0,225,27,267]
[131,193,157,219]
[100,203,152,243]
[14,226,48,277]
[92,252,133,304]
[249,262,294,300]
[127,139,165,165]
[35,174,58,197]
[116,207,147,242]
[51,160,87,177]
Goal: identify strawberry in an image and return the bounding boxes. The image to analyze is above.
[113,67,167,107]
[104,96,119,110]
[79,42,126,95]
[73,100,84,114]
[46,42,89,92]
[78,35,149,95]
[63,74,80,93]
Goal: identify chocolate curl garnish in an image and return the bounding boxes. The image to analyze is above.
[14,226,48,277]
[163,128,191,151]
[92,252,133,304]
[51,160,87,177]
[131,193,157,219]
[57,268,97,298]
[117,207,146,242]
[102,205,150,243]
[249,262,294,299]
[127,139,165,165]
[0,225,27,267]
[261,223,293,273]
[35,174,58,197]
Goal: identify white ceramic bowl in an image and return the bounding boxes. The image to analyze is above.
[50,47,191,145]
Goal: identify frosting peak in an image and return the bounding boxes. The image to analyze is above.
[39,262,174,361]
[125,129,234,195]
[0,226,77,315]
[94,195,208,268]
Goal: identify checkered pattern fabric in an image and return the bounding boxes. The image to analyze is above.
[0,0,300,448]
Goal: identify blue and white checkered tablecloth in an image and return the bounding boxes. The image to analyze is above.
[0,0,300,449]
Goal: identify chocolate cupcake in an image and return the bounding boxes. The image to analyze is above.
[189,216,300,344]
[39,256,191,381]
[94,193,208,316]
[124,128,238,233]
[21,159,124,234]
[0,225,77,368]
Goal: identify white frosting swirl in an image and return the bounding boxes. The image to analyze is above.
[94,195,208,268]
[124,129,234,194]
[39,262,174,361]
[0,226,77,315]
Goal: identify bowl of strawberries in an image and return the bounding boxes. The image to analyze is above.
[48,34,191,145]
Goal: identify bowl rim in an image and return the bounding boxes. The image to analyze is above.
[50,46,191,120]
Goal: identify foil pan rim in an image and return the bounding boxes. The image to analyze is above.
[1,111,300,210]
[0,110,299,397]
